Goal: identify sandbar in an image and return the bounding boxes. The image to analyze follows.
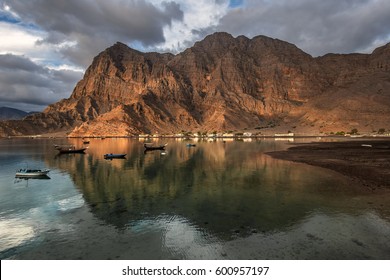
[266,140,390,191]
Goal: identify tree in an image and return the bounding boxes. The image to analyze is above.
[350,128,358,135]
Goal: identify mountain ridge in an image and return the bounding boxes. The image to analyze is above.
[1,32,389,137]
[0,107,38,120]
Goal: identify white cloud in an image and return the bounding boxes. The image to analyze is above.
[155,0,230,52]
[0,22,41,55]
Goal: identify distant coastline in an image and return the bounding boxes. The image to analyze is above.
[2,133,390,140]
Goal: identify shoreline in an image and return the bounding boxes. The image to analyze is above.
[2,134,390,139]
[266,140,390,192]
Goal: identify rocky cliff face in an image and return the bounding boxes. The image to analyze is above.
[1,32,390,137]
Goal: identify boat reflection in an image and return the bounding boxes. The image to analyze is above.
[14,175,51,186]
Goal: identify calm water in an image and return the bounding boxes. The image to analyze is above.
[0,138,390,260]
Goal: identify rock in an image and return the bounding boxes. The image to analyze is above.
[1,32,390,137]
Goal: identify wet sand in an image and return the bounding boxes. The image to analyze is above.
[266,140,390,191]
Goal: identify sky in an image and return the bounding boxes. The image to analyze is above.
[1,0,390,112]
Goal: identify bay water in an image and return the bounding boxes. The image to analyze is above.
[1,138,389,259]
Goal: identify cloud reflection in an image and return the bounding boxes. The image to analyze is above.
[0,218,34,253]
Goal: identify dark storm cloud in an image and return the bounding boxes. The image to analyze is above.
[0,54,82,111]
[0,54,42,72]
[216,0,390,56]
[8,0,184,67]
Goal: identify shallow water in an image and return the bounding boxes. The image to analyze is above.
[0,138,389,259]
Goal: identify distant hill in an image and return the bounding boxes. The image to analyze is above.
[0,107,30,120]
[0,32,390,137]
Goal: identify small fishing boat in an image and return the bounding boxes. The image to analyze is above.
[55,145,87,154]
[186,143,196,147]
[15,168,50,178]
[143,143,167,151]
[104,153,127,159]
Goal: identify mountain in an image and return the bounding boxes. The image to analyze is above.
[0,107,29,120]
[1,32,390,137]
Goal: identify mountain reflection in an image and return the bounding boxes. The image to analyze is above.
[45,138,377,239]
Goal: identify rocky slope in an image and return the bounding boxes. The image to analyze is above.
[1,32,390,137]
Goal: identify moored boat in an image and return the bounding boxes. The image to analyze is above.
[55,145,87,154]
[15,168,50,178]
[186,143,196,147]
[104,153,127,159]
[144,143,167,150]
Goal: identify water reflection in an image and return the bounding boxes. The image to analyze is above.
[1,138,390,259]
[0,218,35,253]
[45,139,390,238]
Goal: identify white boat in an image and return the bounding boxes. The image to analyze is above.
[15,169,50,178]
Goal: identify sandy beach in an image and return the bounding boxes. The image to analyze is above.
[266,139,390,192]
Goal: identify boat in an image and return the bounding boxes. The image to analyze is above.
[143,143,167,151]
[104,153,127,159]
[55,145,87,154]
[186,143,196,147]
[15,168,50,178]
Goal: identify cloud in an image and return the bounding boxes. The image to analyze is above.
[0,54,82,112]
[215,0,390,56]
[0,22,41,55]
[3,0,390,62]
[5,0,185,67]
[143,0,230,52]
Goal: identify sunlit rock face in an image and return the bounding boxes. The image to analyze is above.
[1,32,390,137]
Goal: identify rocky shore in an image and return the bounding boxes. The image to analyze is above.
[266,140,390,191]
